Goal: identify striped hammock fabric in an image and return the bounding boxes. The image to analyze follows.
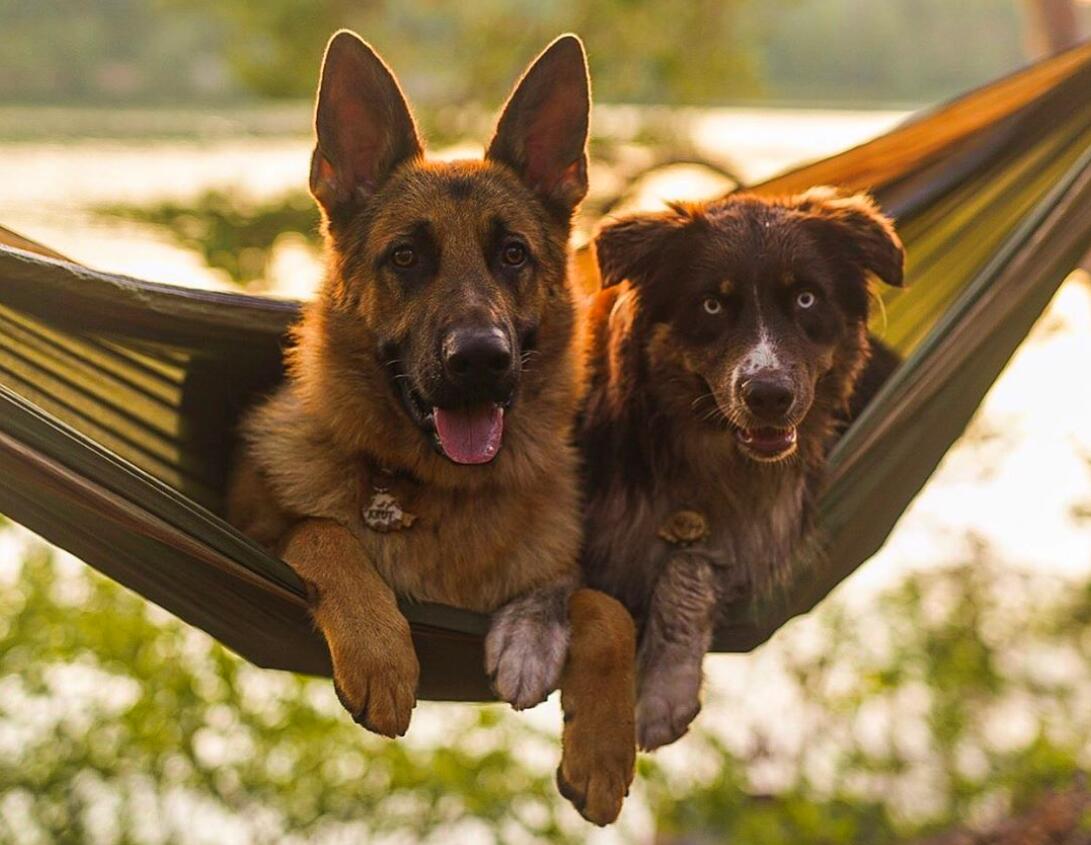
[2,41,1091,700]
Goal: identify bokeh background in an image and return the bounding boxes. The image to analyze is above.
[2,2,1091,843]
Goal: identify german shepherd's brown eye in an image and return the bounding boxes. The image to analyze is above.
[391,246,417,268]
[501,242,527,267]
[701,296,723,315]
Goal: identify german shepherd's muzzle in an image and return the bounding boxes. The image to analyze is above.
[385,306,531,464]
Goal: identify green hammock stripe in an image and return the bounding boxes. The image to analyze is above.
[0,316,182,440]
[0,362,190,495]
[0,303,185,404]
[2,40,1091,699]
[883,118,1091,351]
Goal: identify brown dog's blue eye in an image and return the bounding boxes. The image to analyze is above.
[702,297,723,315]
[391,247,417,268]
[795,290,817,309]
[501,242,527,267]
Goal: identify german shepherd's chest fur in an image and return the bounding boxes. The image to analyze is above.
[236,374,582,613]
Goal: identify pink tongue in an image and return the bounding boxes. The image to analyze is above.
[433,404,504,464]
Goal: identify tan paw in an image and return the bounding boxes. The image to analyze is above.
[330,639,420,738]
[557,715,635,826]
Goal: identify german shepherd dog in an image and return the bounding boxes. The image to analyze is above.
[228,31,635,824]
[579,188,905,750]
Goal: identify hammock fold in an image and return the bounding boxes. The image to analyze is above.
[3,41,1091,699]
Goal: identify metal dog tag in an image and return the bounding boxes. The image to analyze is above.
[363,486,417,533]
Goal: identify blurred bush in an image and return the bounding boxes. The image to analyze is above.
[3,529,1091,843]
[0,538,577,843]
[648,551,1091,843]
[98,191,321,288]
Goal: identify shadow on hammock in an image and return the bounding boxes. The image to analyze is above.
[2,41,1091,701]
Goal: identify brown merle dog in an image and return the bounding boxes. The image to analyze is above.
[228,31,635,824]
[579,188,905,750]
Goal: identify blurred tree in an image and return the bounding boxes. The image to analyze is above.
[98,190,321,287]
[5,1,1088,109]
[1023,0,1084,55]
[159,0,767,107]
[753,0,1030,104]
[0,0,235,104]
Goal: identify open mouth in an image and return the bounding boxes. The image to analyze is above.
[734,425,798,461]
[432,404,504,464]
[388,360,506,465]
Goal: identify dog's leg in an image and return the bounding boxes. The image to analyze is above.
[280,518,419,737]
[636,555,717,751]
[485,580,573,710]
[556,588,636,826]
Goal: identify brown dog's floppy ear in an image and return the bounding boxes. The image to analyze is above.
[310,30,423,218]
[487,34,590,219]
[594,207,696,288]
[795,187,906,288]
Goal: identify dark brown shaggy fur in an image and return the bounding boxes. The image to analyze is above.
[579,188,906,750]
[227,31,634,825]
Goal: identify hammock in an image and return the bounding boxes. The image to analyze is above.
[2,42,1091,701]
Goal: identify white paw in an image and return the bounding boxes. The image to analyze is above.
[485,607,569,710]
[636,661,702,751]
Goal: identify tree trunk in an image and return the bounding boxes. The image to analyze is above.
[1023,0,1082,56]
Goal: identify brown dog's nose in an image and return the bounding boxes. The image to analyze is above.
[741,378,794,421]
[443,326,513,388]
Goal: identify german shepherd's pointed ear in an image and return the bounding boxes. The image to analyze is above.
[594,204,701,288]
[793,187,906,288]
[487,34,590,219]
[310,30,424,219]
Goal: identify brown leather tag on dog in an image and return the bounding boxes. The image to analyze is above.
[657,510,709,546]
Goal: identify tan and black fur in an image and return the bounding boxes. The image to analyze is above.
[579,188,906,751]
[228,31,634,824]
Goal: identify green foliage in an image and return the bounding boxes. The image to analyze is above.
[3,528,1091,842]
[648,557,1091,843]
[0,540,577,843]
[98,191,320,287]
[161,0,767,107]
[0,0,234,105]
[5,1,1063,110]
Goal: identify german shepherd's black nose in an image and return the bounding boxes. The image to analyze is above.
[742,377,794,421]
[442,326,513,392]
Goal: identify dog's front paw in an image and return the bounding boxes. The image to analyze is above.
[636,659,702,751]
[557,709,634,826]
[485,604,568,710]
[330,636,420,738]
